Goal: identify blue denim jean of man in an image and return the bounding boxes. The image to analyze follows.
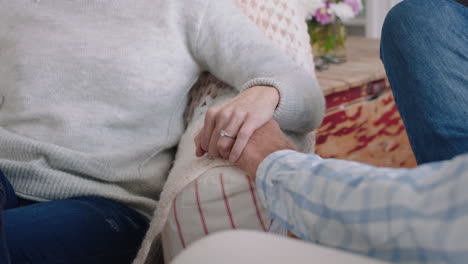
[0,0,467,263]
[380,0,468,164]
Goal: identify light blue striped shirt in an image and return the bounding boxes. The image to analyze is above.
[256,150,468,264]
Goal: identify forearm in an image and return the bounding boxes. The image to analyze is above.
[256,151,468,261]
[192,0,324,133]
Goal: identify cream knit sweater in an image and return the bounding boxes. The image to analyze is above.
[0,0,324,218]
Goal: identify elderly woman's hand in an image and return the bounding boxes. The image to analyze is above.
[195,86,279,162]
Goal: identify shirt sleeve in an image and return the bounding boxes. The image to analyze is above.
[191,0,325,133]
[256,150,468,262]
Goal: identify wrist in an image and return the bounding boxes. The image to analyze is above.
[248,145,294,181]
[249,85,280,108]
[264,86,280,108]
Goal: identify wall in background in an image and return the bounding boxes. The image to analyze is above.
[365,0,402,38]
[346,0,402,38]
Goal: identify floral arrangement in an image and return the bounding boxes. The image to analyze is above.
[300,0,363,25]
[300,0,363,66]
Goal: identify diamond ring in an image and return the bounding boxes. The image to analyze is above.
[220,130,235,139]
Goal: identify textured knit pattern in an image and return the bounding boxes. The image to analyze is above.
[0,0,324,218]
[257,150,468,264]
[237,0,316,75]
[133,0,319,263]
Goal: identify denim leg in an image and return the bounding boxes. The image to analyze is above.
[0,206,9,264]
[0,169,18,264]
[5,196,149,264]
[0,170,18,210]
[380,0,468,164]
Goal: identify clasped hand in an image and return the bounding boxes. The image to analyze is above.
[195,86,279,163]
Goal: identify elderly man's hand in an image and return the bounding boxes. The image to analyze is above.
[235,120,297,180]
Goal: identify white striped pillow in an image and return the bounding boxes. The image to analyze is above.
[162,166,273,262]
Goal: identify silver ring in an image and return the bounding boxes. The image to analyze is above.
[220,129,235,139]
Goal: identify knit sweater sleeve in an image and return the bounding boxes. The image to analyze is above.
[190,0,325,133]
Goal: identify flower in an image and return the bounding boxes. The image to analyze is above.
[315,3,333,25]
[298,0,325,20]
[329,2,355,22]
[344,0,363,15]
[300,0,363,23]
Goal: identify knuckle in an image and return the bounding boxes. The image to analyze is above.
[217,140,230,151]
[219,147,229,158]
[217,140,225,150]
[238,130,249,139]
[214,124,224,134]
[217,111,230,122]
[248,115,260,124]
[244,114,258,125]
[206,108,217,119]
[240,125,254,136]
[233,110,246,119]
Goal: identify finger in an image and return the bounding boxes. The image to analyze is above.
[201,107,218,152]
[217,137,235,159]
[195,129,206,157]
[208,110,231,158]
[229,116,258,163]
[217,111,246,159]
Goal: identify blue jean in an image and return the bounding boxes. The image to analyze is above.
[380,0,468,164]
[0,170,149,264]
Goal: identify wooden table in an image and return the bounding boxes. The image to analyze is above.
[314,37,417,168]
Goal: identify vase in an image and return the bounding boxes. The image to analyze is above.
[308,19,347,59]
